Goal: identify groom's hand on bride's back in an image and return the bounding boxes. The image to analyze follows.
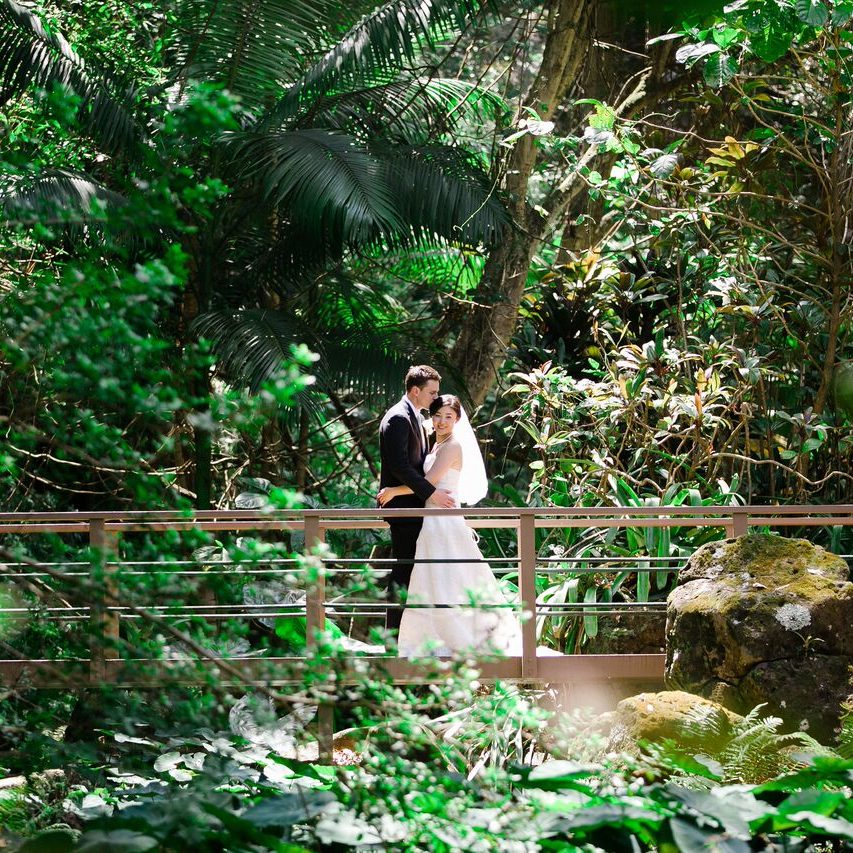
[428,489,456,508]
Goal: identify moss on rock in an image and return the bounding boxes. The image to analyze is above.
[606,690,741,753]
[666,533,853,742]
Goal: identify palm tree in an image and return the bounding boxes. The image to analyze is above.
[0,0,507,504]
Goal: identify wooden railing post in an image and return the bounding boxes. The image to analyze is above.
[518,510,538,679]
[303,512,333,761]
[89,518,119,684]
[731,508,749,538]
[304,512,326,640]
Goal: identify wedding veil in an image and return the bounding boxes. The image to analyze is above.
[455,407,488,505]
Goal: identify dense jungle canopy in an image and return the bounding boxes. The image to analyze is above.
[3,1,853,850]
[2,0,853,515]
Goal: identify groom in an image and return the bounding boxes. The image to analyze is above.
[379,364,455,632]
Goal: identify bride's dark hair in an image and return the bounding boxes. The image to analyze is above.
[429,394,461,417]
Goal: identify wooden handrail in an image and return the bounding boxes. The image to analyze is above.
[2,504,852,692]
[5,504,851,758]
[1,503,853,522]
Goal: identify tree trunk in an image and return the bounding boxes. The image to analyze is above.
[450,0,595,405]
[813,60,853,416]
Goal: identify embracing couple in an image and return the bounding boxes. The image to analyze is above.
[377,365,522,657]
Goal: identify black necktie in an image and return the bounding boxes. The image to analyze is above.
[411,407,425,455]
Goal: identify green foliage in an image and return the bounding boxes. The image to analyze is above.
[6,682,853,851]
[0,0,140,153]
[641,703,835,786]
[0,0,508,515]
[508,0,853,510]
[4,4,853,852]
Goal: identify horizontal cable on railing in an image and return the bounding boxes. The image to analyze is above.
[4,505,853,689]
[0,601,665,616]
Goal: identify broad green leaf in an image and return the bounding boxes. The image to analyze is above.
[777,790,847,817]
[76,832,158,853]
[611,476,642,506]
[650,153,679,178]
[675,42,721,63]
[626,525,643,553]
[665,753,723,779]
[637,563,651,602]
[153,751,182,772]
[242,791,337,827]
[567,577,580,603]
[712,26,740,48]
[583,586,599,638]
[781,812,853,840]
[750,24,793,62]
[795,0,829,25]
[703,53,738,88]
[551,803,668,832]
[831,1,853,24]
[670,817,751,852]
[521,760,599,792]
[665,786,774,838]
[588,103,617,131]
[315,812,382,846]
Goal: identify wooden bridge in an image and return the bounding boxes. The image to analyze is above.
[2,504,851,694]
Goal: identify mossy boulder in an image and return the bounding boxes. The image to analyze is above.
[606,690,741,753]
[666,534,853,741]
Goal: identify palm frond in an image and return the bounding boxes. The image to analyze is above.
[379,144,506,247]
[192,309,306,394]
[224,134,504,274]
[289,77,507,142]
[359,241,486,294]
[263,0,491,127]
[225,128,403,249]
[0,0,138,152]
[166,0,341,115]
[0,169,127,226]
[192,303,422,404]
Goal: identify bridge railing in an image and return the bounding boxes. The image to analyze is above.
[1,504,853,692]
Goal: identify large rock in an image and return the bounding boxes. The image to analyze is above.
[606,690,741,754]
[666,534,853,741]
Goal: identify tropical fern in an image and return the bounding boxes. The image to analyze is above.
[641,703,837,786]
[718,706,832,784]
[833,701,853,759]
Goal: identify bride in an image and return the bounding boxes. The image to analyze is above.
[378,394,522,656]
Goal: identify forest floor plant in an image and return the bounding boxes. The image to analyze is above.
[2,653,853,851]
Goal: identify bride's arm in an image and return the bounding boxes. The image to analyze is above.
[422,441,462,485]
[377,442,462,504]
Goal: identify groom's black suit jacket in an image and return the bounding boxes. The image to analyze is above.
[379,398,436,631]
[378,398,435,509]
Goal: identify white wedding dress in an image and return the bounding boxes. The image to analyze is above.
[397,455,523,657]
